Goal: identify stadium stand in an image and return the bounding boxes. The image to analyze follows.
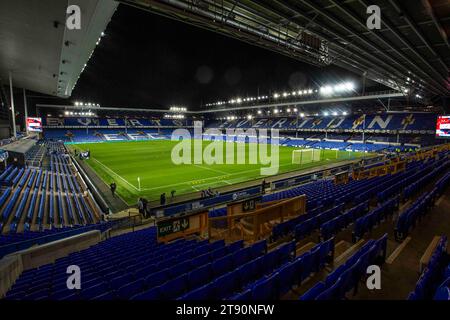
[0,141,107,259]
[42,113,438,153]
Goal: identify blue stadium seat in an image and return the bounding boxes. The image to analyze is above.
[188,263,213,290]
[229,288,252,300]
[212,255,233,277]
[232,247,252,267]
[251,273,279,300]
[131,287,161,300]
[82,282,110,299]
[169,262,192,278]
[315,278,342,300]
[277,262,296,296]
[299,282,325,300]
[213,271,241,299]
[325,264,346,287]
[109,273,134,289]
[190,253,211,269]
[434,286,450,300]
[160,274,189,299]
[210,246,228,260]
[178,283,215,300]
[297,252,313,283]
[117,279,145,299]
[227,240,244,253]
[250,240,267,258]
[237,259,261,286]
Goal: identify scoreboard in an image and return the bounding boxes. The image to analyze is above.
[436,116,450,138]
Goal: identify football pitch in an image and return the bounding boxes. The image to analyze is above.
[69,140,366,205]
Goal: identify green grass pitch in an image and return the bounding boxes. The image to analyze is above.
[69,140,366,205]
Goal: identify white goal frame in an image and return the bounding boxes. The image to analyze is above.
[292,148,322,164]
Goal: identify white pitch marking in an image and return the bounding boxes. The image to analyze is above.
[91,158,139,191]
[193,164,229,175]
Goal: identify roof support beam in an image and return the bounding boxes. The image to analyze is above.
[332,0,448,94]
[266,0,443,96]
[388,0,449,73]
[297,0,447,95]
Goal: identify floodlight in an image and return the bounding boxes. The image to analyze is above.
[320,86,333,95]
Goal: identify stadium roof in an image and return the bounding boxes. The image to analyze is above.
[122,0,450,97]
[0,0,118,98]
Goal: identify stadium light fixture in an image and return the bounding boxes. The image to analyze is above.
[293,108,298,112]
[345,82,355,91]
[342,111,348,116]
[282,92,288,97]
[274,93,280,99]
[247,115,253,120]
[308,89,313,94]
[286,108,291,113]
[274,109,279,114]
[332,112,338,116]
[320,86,333,96]
[257,110,262,114]
[300,113,305,117]
[323,111,329,116]
[236,98,242,103]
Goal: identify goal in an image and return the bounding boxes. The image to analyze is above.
[292,148,322,165]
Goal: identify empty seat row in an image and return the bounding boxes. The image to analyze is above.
[319,201,369,241]
[300,233,387,300]
[408,236,448,300]
[352,196,398,242]
[178,238,334,300]
[395,186,441,240]
[294,203,345,241]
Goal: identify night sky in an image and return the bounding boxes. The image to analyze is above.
[70,3,376,111]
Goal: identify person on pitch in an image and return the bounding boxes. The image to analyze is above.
[110,182,117,198]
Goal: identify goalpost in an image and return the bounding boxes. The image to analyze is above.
[292,148,322,165]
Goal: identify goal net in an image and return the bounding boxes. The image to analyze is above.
[292,148,322,165]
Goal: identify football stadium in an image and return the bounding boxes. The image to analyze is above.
[0,0,450,308]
